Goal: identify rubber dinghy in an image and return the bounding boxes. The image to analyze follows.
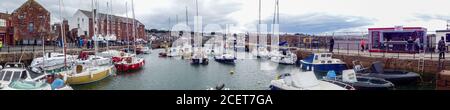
[323,70,395,90]
[355,61,421,85]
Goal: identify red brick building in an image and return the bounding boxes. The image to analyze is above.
[10,0,51,45]
[0,12,12,45]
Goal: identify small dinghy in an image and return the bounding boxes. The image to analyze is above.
[207,83,230,90]
[354,61,421,85]
[269,69,353,90]
[323,70,395,90]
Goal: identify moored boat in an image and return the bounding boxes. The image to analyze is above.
[323,70,395,90]
[214,53,236,64]
[0,62,46,89]
[269,69,354,90]
[65,64,114,85]
[300,53,347,74]
[114,55,145,72]
[355,61,421,85]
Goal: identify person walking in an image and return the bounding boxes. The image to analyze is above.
[329,38,335,53]
[439,37,446,60]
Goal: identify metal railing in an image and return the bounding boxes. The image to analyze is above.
[292,41,447,60]
[0,42,135,54]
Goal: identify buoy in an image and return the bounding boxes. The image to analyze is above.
[230,69,235,75]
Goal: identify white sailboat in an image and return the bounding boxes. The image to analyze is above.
[65,0,114,85]
[268,0,297,65]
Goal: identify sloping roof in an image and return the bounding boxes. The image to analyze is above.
[13,0,49,14]
[77,9,143,25]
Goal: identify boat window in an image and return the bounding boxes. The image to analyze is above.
[327,54,332,57]
[328,61,332,64]
[321,54,326,58]
[321,61,325,64]
[3,71,12,81]
[0,71,5,80]
[21,71,28,79]
[315,55,318,60]
[11,71,21,81]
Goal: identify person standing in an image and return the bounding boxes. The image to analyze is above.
[407,37,414,53]
[0,40,3,51]
[360,39,366,52]
[415,38,420,51]
[439,37,446,59]
[329,38,335,53]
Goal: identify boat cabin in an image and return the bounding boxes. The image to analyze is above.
[309,53,343,64]
[0,63,43,88]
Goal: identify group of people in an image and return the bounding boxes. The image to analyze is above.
[328,36,447,60]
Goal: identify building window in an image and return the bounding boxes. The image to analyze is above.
[29,23,34,32]
[0,19,5,27]
[78,24,80,28]
[82,18,84,22]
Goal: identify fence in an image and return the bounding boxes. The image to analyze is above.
[0,41,135,53]
[293,41,447,60]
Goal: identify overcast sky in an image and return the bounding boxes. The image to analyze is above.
[1,0,449,34]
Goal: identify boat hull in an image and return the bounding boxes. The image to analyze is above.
[66,66,114,85]
[214,58,235,64]
[115,60,145,72]
[300,61,347,74]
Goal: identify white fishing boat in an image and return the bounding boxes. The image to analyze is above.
[140,46,151,54]
[0,63,45,89]
[269,69,352,90]
[191,48,209,65]
[29,52,77,73]
[0,62,72,90]
[252,47,270,59]
[270,49,297,65]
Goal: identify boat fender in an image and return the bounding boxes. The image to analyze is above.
[90,72,94,79]
[326,70,337,80]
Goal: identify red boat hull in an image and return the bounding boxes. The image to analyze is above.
[115,60,145,72]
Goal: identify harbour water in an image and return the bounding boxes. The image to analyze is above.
[73,49,435,90]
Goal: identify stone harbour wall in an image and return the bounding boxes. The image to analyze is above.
[295,50,447,75]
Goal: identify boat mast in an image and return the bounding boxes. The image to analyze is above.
[59,0,67,67]
[258,0,261,53]
[106,1,109,51]
[92,0,99,55]
[125,2,130,53]
[132,0,137,55]
[186,6,188,26]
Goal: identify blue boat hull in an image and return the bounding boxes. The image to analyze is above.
[300,61,347,74]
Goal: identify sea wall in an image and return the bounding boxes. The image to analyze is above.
[295,50,447,75]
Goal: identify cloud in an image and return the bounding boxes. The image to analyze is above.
[413,14,450,21]
[256,13,374,34]
[141,0,242,30]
